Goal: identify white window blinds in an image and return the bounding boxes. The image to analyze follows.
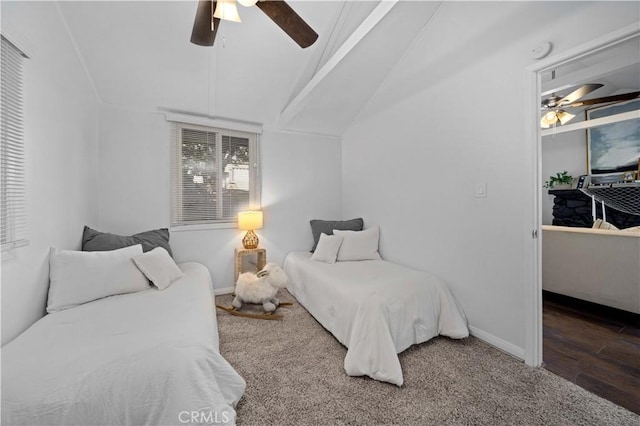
[1,36,28,251]
[170,122,260,228]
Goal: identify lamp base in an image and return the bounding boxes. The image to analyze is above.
[242,230,259,249]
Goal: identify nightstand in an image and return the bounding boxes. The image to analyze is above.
[234,248,267,285]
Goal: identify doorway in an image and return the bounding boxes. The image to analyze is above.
[525,24,640,413]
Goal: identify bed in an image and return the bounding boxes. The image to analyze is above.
[284,251,469,386]
[1,262,245,426]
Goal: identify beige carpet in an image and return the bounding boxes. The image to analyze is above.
[216,291,639,426]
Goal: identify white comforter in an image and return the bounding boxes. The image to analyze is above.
[284,252,468,386]
[1,262,245,426]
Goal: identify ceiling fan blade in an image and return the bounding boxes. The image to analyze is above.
[256,1,318,48]
[557,83,603,106]
[191,0,220,46]
[567,91,640,108]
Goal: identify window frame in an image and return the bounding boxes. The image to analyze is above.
[170,121,261,231]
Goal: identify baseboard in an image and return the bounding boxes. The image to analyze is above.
[214,286,235,296]
[210,291,527,360]
[468,325,525,361]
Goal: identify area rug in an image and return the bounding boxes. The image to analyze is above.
[215,291,639,425]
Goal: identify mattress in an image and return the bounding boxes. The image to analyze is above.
[1,262,246,426]
[284,251,469,386]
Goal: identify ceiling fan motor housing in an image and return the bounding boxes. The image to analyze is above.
[542,96,560,109]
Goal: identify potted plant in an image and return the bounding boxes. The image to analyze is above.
[544,171,574,189]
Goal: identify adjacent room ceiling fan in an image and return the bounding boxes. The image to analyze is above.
[540,82,640,128]
[190,0,318,48]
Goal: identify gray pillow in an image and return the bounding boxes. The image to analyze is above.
[309,218,363,252]
[82,226,173,257]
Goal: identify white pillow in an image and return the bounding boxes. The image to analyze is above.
[599,221,619,231]
[592,219,619,230]
[133,247,184,290]
[334,226,381,261]
[48,244,150,313]
[310,233,343,264]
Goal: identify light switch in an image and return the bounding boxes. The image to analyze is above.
[475,183,487,198]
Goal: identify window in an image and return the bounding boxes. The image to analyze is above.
[170,122,260,228]
[1,36,28,251]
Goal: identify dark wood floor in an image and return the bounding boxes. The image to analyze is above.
[543,291,640,415]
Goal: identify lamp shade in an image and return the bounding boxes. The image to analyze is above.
[213,0,242,23]
[540,111,557,128]
[238,211,263,230]
[557,110,575,125]
[540,109,576,128]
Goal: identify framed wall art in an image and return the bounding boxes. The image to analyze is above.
[586,99,640,174]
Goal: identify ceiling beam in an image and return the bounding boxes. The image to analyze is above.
[542,55,640,96]
[278,0,399,126]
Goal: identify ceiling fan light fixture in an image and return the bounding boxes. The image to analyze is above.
[190,0,318,48]
[557,110,575,125]
[214,0,242,23]
[540,111,557,128]
[238,0,258,7]
[540,109,576,128]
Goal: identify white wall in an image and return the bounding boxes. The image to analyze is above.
[341,2,639,355]
[1,2,99,345]
[541,129,588,225]
[97,104,342,291]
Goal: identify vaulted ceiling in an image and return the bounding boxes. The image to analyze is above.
[58,0,442,136]
[58,1,343,128]
[57,1,640,136]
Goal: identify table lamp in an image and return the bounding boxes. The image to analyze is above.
[238,210,263,249]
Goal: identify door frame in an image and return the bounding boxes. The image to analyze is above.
[523,22,640,367]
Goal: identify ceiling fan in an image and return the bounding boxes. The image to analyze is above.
[541,82,640,128]
[190,0,318,48]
